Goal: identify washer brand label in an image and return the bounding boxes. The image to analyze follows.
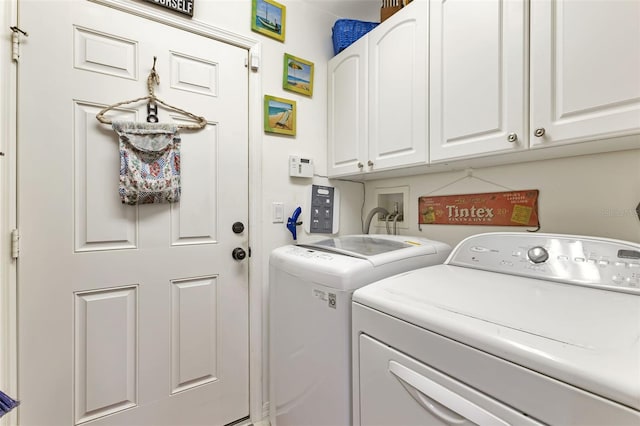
[313,288,327,301]
[313,289,337,309]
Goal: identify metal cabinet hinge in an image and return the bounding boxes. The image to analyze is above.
[11,229,19,259]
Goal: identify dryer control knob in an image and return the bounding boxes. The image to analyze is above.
[527,246,549,264]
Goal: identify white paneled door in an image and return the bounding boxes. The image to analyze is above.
[17,1,249,425]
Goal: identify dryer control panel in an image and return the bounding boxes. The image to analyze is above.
[448,232,640,294]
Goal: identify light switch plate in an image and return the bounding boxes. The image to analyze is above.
[272,202,284,223]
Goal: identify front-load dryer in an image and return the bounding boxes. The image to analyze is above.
[269,234,452,426]
[352,232,640,425]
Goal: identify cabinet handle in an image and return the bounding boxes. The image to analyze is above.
[507,133,518,143]
[534,128,546,137]
[367,160,374,167]
[357,162,364,169]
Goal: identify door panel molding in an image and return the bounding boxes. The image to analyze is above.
[74,101,139,252]
[74,286,138,424]
[73,25,138,80]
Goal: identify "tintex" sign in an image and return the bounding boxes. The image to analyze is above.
[419,190,539,227]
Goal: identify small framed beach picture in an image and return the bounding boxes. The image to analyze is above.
[264,95,296,136]
[283,53,314,97]
[251,0,286,42]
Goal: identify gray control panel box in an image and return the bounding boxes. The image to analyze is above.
[310,185,335,234]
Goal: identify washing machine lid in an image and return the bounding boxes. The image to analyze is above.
[353,264,640,411]
[270,235,452,292]
[300,234,441,266]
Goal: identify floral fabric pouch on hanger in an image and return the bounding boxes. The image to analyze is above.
[113,121,181,205]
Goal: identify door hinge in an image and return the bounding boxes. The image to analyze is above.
[11,229,19,259]
[9,26,28,62]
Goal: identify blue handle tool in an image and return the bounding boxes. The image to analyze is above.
[286,206,303,241]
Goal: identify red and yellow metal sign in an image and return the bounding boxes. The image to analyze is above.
[418,190,539,226]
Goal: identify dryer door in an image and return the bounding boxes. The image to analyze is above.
[357,334,544,426]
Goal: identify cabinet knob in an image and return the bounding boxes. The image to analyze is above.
[507,133,518,143]
[367,160,374,167]
[357,162,364,169]
[534,128,546,137]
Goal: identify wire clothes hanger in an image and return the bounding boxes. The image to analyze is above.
[96,57,207,130]
[424,168,514,195]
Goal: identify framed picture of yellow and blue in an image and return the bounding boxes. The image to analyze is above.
[264,95,296,136]
[283,53,314,97]
[251,0,286,42]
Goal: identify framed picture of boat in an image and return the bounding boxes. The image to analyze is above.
[283,53,314,97]
[264,95,296,136]
[251,0,286,42]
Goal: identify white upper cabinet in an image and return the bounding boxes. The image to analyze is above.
[429,0,527,162]
[327,0,639,179]
[368,0,428,171]
[327,0,428,178]
[530,0,640,148]
[328,36,368,177]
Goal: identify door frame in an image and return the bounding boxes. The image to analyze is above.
[0,0,265,424]
[1,1,18,426]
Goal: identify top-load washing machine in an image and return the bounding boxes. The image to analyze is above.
[269,234,452,426]
[352,232,640,425]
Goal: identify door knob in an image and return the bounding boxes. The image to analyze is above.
[232,247,247,261]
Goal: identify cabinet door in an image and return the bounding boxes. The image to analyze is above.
[368,0,428,171]
[429,0,527,162]
[327,36,368,177]
[530,0,640,147]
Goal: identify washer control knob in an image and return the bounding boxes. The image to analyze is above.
[527,246,549,264]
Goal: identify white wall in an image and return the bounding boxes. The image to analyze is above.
[363,149,640,248]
